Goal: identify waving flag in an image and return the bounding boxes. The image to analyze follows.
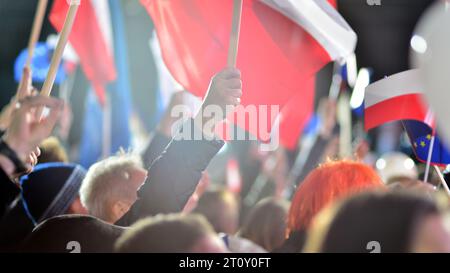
[403,121,450,166]
[141,0,357,142]
[78,0,132,168]
[50,0,116,105]
[278,77,315,149]
[364,69,433,131]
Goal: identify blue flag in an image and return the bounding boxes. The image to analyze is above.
[14,42,66,84]
[78,0,132,168]
[403,120,450,166]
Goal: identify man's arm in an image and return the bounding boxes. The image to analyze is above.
[117,120,223,226]
[117,68,242,226]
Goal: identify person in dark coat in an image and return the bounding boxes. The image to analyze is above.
[0,93,64,222]
[116,67,242,226]
[21,214,126,253]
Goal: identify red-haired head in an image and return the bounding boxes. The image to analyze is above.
[287,160,385,235]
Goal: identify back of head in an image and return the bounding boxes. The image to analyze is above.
[21,215,125,253]
[193,188,239,234]
[239,197,290,251]
[79,153,145,223]
[20,163,87,224]
[288,160,385,234]
[38,137,69,163]
[305,191,440,253]
[115,214,224,253]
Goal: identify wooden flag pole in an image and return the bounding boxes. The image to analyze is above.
[37,0,79,119]
[433,165,450,197]
[40,1,79,97]
[227,0,243,68]
[25,0,49,68]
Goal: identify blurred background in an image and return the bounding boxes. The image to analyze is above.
[0,0,440,218]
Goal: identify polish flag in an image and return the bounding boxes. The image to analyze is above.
[49,0,116,105]
[141,0,357,145]
[364,69,433,131]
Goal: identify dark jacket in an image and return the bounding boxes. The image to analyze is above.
[116,119,224,226]
[141,132,171,169]
[0,168,20,222]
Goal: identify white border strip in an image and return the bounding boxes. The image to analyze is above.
[365,69,424,108]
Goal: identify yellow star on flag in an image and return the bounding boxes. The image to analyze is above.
[420,141,426,147]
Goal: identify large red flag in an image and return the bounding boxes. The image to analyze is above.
[141,0,355,146]
[49,0,116,105]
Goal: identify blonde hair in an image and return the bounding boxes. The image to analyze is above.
[79,152,143,222]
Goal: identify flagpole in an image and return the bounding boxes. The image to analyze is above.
[433,165,450,197]
[424,135,436,183]
[25,0,49,69]
[36,0,79,119]
[227,0,243,68]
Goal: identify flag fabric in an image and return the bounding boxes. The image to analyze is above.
[141,0,356,143]
[403,120,450,166]
[108,0,132,154]
[14,42,66,84]
[78,0,132,168]
[364,69,433,131]
[79,89,103,168]
[278,77,315,149]
[49,0,117,105]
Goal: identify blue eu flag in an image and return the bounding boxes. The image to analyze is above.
[403,120,450,166]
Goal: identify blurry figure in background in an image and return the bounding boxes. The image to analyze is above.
[304,191,450,253]
[374,152,436,194]
[375,152,418,185]
[21,215,125,253]
[275,160,385,253]
[182,172,211,214]
[115,213,228,253]
[38,137,69,163]
[238,197,290,252]
[220,234,267,253]
[193,187,239,235]
[79,153,148,224]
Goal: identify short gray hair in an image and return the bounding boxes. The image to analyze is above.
[79,153,144,222]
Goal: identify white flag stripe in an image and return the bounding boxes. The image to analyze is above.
[365,69,424,108]
[260,0,357,61]
[91,0,114,53]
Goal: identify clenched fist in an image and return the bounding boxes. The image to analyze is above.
[194,68,242,137]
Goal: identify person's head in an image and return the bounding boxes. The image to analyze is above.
[38,137,69,163]
[20,163,87,225]
[193,187,239,234]
[79,153,148,223]
[375,152,418,184]
[288,160,385,235]
[115,214,228,253]
[304,191,450,253]
[238,198,290,251]
[21,215,126,253]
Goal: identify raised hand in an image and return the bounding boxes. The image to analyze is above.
[2,95,64,171]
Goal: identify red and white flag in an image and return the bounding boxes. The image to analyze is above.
[50,0,116,105]
[141,0,357,147]
[364,69,434,131]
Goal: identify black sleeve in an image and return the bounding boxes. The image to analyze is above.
[0,168,21,222]
[141,132,171,169]
[116,119,224,226]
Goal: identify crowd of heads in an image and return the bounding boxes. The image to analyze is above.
[1,67,450,254]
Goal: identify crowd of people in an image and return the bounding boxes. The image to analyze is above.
[0,65,450,254]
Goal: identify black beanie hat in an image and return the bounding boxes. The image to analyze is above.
[20,163,87,225]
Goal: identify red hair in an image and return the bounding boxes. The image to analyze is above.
[287,160,385,235]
